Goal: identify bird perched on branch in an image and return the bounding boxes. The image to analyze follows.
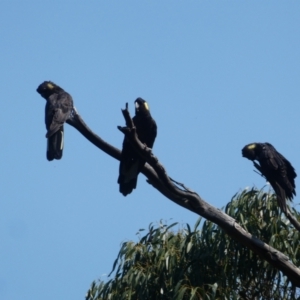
[242,142,296,213]
[37,81,73,161]
[118,98,157,196]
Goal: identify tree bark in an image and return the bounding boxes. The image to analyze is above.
[67,106,300,287]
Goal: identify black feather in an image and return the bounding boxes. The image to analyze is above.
[242,142,296,213]
[118,98,157,196]
[37,81,73,161]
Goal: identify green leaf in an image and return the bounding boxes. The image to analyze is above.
[187,241,193,253]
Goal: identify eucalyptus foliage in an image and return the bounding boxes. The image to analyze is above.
[86,189,300,300]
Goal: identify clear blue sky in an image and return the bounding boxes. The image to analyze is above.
[1,1,300,299]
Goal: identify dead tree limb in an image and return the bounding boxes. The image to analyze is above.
[67,106,300,287]
[286,211,300,232]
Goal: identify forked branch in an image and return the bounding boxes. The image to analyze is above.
[67,105,300,286]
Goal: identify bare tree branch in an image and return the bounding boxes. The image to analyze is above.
[66,107,120,160]
[67,106,300,287]
[286,211,300,232]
